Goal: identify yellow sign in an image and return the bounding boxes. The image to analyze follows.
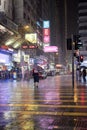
[25,33,37,43]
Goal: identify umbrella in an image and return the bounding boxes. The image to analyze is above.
[80,61,87,69]
[79,65,87,69]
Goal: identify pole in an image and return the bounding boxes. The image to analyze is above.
[72,34,75,88]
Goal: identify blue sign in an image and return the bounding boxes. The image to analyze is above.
[43,21,50,28]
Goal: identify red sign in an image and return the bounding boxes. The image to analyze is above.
[29,45,38,49]
[22,45,38,49]
[43,28,50,36]
[0,45,13,52]
[1,45,8,50]
[22,45,28,49]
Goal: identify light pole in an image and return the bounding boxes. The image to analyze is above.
[72,35,75,88]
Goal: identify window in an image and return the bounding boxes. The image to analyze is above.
[4,1,6,9]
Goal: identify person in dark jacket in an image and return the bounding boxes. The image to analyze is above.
[32,66,39,87]
[82,68,86,82]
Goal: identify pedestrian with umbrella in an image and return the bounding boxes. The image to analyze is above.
[82,68,86,82]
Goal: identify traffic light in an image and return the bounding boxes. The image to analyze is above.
[67,35,83,50]
[73,35,83,49]
[80,55,83,62]
[76,55,84,62]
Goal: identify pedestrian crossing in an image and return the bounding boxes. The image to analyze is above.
[0,76,87,129]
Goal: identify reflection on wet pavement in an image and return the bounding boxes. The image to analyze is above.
[0,75,87,129]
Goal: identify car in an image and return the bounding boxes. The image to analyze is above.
[47,69,56,76]
[39,71,47,79]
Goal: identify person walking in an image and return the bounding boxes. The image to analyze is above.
[76,68,80,81]
[79,69,82,81]
[32,66,39,88]
[82,68,86,82]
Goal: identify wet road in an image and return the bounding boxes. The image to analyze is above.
[0,75,87,130]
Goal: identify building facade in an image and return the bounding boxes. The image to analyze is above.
[78,0,87,51]
[0,0,50,49]
[66,0,78,67]
[48,0,66,65]
[0,0,6,12]
[0,0,13,19]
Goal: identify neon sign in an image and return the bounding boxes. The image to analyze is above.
[22,45,38,49]
[44,46,58,52]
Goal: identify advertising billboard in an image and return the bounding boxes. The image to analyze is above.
[43,20,50,46]
[43,46,58,52]
[43,28,50,36]
[25,33,37,43]
[43,36,50,43]
[43,21,50,28]
[0,53,11,64]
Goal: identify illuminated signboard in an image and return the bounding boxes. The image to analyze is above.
[43,20,50,45]
[43,28,50,36]
[29,45,38,49]
[43,21,50,28]
[0,53,11,64]
[43,46,58,52]
[22,45,28,49]
[1,45,8,50]
[0,45,14,53]
[24,55,29,62]
[25,33,37,43]
[22,45,38,49]
[43,36,50,43]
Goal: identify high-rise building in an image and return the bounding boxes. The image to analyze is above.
[66,0,78,66]
[49,0,79,66]
[0,0,13,19]
[78,0,87,50]
[12,0,37,32]
[48,0,66,65]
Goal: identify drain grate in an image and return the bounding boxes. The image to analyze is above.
[75,120,87,128]
[52,117,87,129]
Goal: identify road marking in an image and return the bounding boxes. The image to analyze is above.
[5,99,87,102]
[0,111,86,117]
[33,94,87,98]
[0,104,87,109]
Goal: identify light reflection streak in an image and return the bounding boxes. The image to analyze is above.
[44,91,61,104]
[20,121,34,130]
[80,88,85,105]
[74,86,78,104]
[4,111,16,119]
[25,105,38,111]
[4,111,35,130]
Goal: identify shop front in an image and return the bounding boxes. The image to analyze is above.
[0,51,13,79]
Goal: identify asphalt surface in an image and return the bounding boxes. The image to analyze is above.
[0,75,87,130]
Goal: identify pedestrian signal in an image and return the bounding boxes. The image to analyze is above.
[80,55,83,62]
